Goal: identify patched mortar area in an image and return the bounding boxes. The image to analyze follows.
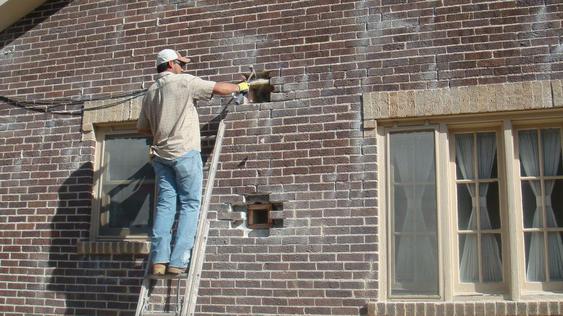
[218,192,284,237]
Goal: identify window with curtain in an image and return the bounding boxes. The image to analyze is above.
[518,128,563,283]
[454,132,503,285]
[388,130,438,296]
[380,115,563,300]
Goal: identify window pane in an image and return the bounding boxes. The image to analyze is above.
[102,183,154,227]
[394,184,438,233]
[541,128,562,177]
[525,232,546,282]
[519,130,540,177]
[393,183,408,233]
[421,183,438,232]
[455,134,474,180]
[100,134,154,236]
[550,180,563,228]
[477,132,497,179]
[459,234,478,282]
[393,234,438,295]
[104,135,152,181]
[480,183,500,230]
[522,181,541,229]
[548,233,563,281]
[481,233,503,282]
[389,131,438,295]
[395,235,416,281]
[457,183,475,230]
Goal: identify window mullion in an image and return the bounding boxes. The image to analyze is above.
[503,119,523,300]
[438,124,451,301]
[473,133,484,284]
[377,126,389,301]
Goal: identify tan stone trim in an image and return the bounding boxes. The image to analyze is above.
[76,240,150,255]
[82,95,143,133]
[362,80,563,128]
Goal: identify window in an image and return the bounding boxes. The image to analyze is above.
[517,128,563,287]
[451,130,507,295]
[388,130,438,296]
[378,112,563,300]
[92,125,155,239]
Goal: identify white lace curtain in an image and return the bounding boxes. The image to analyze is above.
[455,133,502,282]
[391,131,437,293]
[519,129,563,281]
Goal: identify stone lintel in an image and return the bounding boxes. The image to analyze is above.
[82,95,143,133]
[362,80,563,126]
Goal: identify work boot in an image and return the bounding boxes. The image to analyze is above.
[167,266,186,275]
[152,263,166,276]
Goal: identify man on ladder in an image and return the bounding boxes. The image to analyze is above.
[137,48,248,276]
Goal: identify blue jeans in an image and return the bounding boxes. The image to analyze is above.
[151,150,202,269]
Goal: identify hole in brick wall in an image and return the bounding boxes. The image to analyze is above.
[245,71,273,103]
[226,193,284,235]
[247,203,271,229]
[244,193,283,230]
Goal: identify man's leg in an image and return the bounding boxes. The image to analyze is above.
[151,159,178,270]
[169,150,203,270]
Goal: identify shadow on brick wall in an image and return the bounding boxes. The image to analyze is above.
[0,0,72,49]
[46,161,141,316]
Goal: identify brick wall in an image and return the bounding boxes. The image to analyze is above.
[0,0,562,315]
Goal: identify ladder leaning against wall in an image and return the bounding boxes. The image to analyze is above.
[135,120,226,316]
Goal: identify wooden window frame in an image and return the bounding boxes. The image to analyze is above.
[380,124,444,300]
[448,127,509,295]
[91,123,155,241]
[247,203,273,229]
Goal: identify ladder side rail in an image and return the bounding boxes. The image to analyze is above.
[135,253,153,316]
[181,219,210,316]
[180,120,226,316]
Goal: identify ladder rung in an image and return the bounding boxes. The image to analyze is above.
[146,273,188,280]
[142,312,177,316]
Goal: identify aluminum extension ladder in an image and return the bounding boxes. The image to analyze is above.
[135,120,226,316]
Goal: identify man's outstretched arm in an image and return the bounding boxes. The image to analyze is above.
[213,82,249,96]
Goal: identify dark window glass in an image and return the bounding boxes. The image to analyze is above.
[99,134,154,237]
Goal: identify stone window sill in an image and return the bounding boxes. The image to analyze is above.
[76,240,150,255]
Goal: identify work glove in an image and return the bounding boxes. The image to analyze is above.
[237,81,249,93]
[232,80,250,105]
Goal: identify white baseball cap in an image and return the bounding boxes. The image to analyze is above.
[156,49,191,65]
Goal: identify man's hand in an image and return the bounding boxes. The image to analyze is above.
[237,81,249,93]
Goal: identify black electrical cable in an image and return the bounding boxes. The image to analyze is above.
[0,89,148,115]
